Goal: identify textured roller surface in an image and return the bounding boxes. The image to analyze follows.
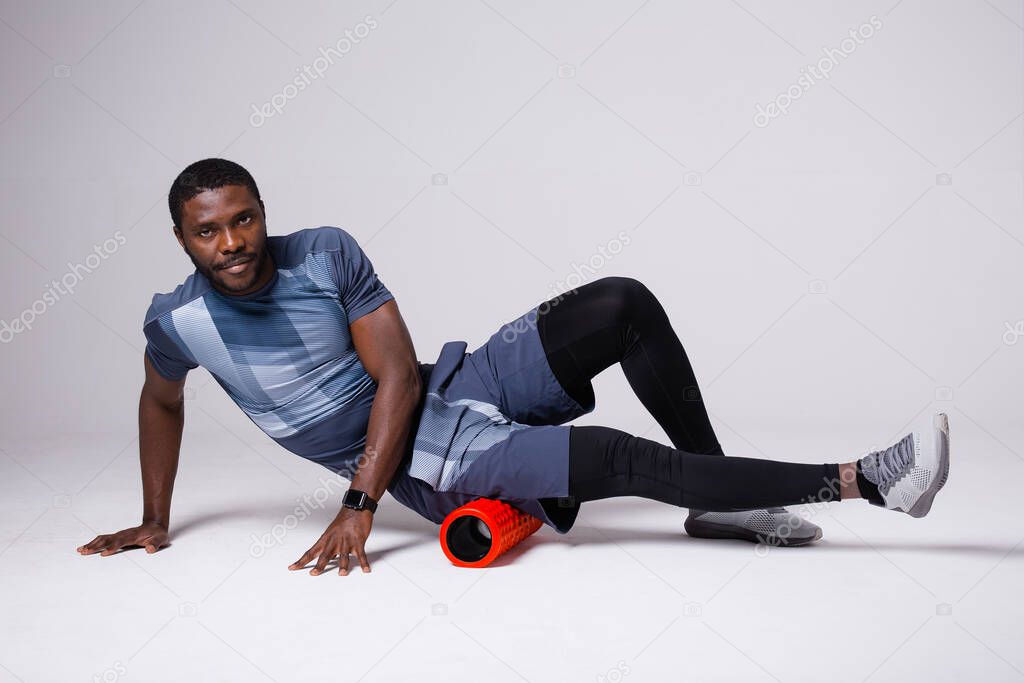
[440,498,543,568]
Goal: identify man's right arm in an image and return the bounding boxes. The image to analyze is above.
[76,353,186,556]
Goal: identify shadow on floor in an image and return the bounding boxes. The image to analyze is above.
[162,501,1024,568]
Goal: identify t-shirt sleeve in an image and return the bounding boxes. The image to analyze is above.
[329,228,395,323]
[143,306,197,381]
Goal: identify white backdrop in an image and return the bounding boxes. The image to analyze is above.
[2,2,1024,682]
[2,1,1021,455]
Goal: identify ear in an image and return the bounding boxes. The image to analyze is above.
[173,225,185,250]
[258,199,266,222]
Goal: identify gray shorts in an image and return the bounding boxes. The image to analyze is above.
[387,303,594,533]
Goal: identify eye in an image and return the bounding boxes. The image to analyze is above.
[198,228,213,237]
[239,214,253,225]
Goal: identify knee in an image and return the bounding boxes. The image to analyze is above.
[597,275,646,294]
[594,276,660,324]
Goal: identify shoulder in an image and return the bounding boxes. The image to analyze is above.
[144,270,210,328]
[273,226,366,264]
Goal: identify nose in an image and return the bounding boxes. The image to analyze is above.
[219,227,245,254]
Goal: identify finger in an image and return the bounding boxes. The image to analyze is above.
[87,538,115,556]
[338,545,351,576]
[100,537,130,556]
[354,544,371,574]
[289,545,320,570]
[312,546,335,576]
[107,532,145,556]
[79,536,109,554]
[147,532,169,552]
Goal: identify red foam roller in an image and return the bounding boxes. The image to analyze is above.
[439,498,542,568]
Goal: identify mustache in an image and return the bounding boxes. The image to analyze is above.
[218,254,256,270]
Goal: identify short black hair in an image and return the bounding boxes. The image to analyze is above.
[168,158,261,228]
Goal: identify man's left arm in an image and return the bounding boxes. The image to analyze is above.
[289,299,422,576]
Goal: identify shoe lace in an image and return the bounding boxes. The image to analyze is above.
[870,432,915,492]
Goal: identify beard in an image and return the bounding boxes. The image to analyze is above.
[186,245,270,295]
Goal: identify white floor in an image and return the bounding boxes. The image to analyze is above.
[2,428,1023,683]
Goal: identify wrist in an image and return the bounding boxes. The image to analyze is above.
[340,506,373,519]
[342,488,378,514]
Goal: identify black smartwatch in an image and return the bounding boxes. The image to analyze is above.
[342,488,378,513]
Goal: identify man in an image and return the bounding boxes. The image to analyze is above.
[77,158,952,575]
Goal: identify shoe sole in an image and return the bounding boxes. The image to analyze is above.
[907,412,950,518]
[683,517,822,547]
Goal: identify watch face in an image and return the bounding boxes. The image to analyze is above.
[345,490,365,507]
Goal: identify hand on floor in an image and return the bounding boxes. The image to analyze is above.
[77,521,169,556]
[289,506,373,576]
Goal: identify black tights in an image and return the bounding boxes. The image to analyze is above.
[564,425,842,511]
[535,277,842,515]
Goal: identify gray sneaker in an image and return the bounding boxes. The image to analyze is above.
[684,506,822,546]
[858,412,951,517]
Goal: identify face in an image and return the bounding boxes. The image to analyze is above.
[175,185,274,296]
